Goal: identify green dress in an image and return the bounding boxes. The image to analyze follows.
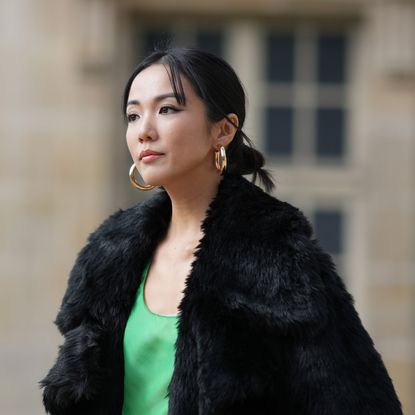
[122,258,179,415]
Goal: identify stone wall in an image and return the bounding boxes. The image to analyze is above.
[0,0,413,413]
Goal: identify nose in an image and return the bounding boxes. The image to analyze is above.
[137,115,157,143]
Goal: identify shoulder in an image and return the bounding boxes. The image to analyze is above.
[221,176,348,338]
[225,233,332,339]
[54,190,170,333]
[221,174,314,240]
[87,191,163,241]
[68,188,169,274]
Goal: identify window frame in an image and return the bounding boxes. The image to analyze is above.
[261,22,353,167]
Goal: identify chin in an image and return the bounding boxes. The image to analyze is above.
[140,172,167,188]
[143,165,198,188]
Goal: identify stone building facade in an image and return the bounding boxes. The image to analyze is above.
[1,0,414,413]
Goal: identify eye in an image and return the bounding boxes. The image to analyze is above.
[159,106,179,115]
[127,113,139,123]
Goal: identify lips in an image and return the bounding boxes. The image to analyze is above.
[139,149,164,160]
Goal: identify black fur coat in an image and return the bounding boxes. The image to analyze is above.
[40,173,403,414]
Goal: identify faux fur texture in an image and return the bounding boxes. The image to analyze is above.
[40,173,403,414]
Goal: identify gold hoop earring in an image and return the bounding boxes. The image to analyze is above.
[129,164,155,191]
[214,145,227,175]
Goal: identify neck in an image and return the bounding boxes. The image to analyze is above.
[163,173,223,241]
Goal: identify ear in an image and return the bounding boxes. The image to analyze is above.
[212,113,239,150]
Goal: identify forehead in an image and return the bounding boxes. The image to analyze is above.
[128,64,193,102]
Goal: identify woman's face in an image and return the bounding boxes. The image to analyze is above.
[125,64,219,188]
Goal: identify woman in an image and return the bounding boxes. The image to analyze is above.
[40,47,403,414]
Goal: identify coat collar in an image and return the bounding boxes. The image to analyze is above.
[66,172,324,338]
[130,171,313,244]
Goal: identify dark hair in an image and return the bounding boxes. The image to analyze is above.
[122,47,276,193]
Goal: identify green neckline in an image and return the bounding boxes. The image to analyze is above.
[141,258,179,319]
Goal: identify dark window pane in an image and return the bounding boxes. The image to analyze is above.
[314,209,343,255]
[317,33,346,84]
[265,107,293,156]
[266,33,295,82]
[143,29,173,54]
[196,29,223,57]
[316,108,344,157]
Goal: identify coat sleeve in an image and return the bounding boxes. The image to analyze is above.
[39,210,124,414]
[221,232,403,414]
[276,234,403,414]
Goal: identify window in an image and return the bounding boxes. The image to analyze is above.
[313,208,345,271]
[266,33,295,82]
[265,107,293,155]
[137,25,224,58]
[195,29,224,57]
[317,33,346,84]
[264,27,349,164]
[142,29,172,54]
[133,24,349,167]
[316,107,345,157]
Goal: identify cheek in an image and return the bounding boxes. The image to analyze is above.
[167,122,210,156]
[125,128,136,154]
[177,114,212,145]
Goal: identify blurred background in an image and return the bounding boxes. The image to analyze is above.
[1,0,414,413]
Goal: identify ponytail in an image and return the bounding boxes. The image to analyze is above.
[226,130,276,193]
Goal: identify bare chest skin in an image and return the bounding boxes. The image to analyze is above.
[143,232,203,316]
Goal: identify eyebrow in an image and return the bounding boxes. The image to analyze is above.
[126,93,184,108]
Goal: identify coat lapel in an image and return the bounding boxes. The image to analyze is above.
[161,173,320,413]
[85,171,314,330]
[88,171,320,342]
